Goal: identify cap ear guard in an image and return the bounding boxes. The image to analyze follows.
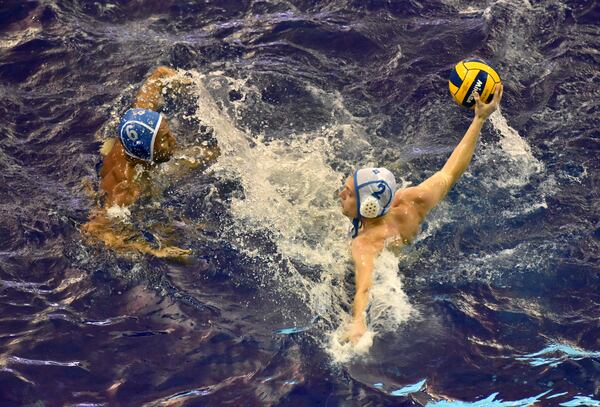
[360,195,381,218]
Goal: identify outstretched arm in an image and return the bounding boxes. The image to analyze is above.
[160,144,221,179]
[133,66,178,110]
[398,84,504,217]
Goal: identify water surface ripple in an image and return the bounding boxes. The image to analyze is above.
[0,0,598,405]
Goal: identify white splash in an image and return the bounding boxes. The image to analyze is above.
[328,249,414,363]
[106,205,131,222]
[186,70,413,360]
[369,250,414,329]
[489,109,544,188]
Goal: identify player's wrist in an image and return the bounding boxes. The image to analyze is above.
[473,115,487,123]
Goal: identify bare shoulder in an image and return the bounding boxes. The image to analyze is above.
[99,141,139,205]
[351,235,369,252]
[393,186,422,207]
[391,187,426,217]
[100,140,125,178]
[392,171,452,216]
[387,187,429,242]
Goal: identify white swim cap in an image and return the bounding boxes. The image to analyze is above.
[354,167,396,219]
[349,167,396,238]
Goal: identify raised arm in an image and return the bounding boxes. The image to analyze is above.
[133,66,178,110]
[398,84,503,217]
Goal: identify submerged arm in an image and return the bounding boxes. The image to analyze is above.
[82,210,191,259]
[109,179,141,207]
[174,144,221,170]
[156,144,221,182]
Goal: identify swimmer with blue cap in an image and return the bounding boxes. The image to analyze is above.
[83,66,219,258]
[339,84,503,344]
[100,67,180,208]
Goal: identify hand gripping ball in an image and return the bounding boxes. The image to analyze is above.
[449,58,501,108]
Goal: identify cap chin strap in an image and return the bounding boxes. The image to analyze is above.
[350,218,361,238]
[351,170,361,238]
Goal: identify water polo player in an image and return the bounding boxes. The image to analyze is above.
[83,66,218,258]
[340,84,503,344]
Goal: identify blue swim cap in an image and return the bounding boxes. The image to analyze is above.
[118,108,163,161]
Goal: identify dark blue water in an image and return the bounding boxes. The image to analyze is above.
[1,1,599,405]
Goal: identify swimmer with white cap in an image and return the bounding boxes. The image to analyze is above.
[83,66,218,258]
[339,84,503,344]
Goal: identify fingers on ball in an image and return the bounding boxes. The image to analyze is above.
[492,84,503,105]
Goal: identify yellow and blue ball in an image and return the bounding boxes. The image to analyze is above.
[448,58,501,108]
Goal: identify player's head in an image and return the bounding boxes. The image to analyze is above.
[118,108,175,163]
[340,167,396,237]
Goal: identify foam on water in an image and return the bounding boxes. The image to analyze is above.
[105,205,132,222]
[185,70,414,360]
[368,250,415,330]
[328,249,415,363]
[489,110,544,188]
